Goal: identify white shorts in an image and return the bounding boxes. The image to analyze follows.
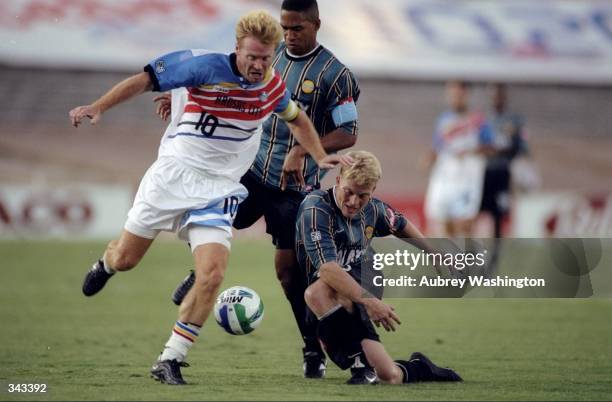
[124,157,247,249]
[425,155,485,221]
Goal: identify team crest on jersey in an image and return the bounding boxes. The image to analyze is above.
[301,79,315,94]
[364,225,374,239]
[155,60,166,74]
[213,85,230,93]
[259,92,269,102]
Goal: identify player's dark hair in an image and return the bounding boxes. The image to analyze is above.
[281,0,319,21]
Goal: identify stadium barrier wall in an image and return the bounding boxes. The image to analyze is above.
[0,183,132,240]
[1,186,609,239]
[513,192,612,237]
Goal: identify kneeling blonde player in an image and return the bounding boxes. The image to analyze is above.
[69,10,348,385]
[296,150,462,384]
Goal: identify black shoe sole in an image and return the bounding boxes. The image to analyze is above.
[150,369,186,385]
[346,377,379,385]
[304,371,325,379]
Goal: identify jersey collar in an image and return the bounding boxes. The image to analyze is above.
[330,186,343,215]
[284,43,323,61]
[229,53,243,78]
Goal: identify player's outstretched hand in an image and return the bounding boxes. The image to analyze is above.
[153,93,171,121]
[363,298,401,332]
[69,104,102,127]
[317,153,354,170]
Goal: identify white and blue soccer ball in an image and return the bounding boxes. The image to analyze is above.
[214,286,264,335]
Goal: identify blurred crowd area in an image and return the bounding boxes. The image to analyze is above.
[0,66,610,196]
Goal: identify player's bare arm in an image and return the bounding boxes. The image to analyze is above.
[282,129,357,190]
[391,218,441,255]
[280,111,353,189]
[318,261,401,331]
[69,72,153,127]
[285,110,353,168]
[290,128,357,158]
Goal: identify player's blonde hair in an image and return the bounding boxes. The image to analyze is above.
[340,151,382,188]
[236,10,283,47]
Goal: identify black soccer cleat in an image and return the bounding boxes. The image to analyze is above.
[303,349,326,379]
[346,367,379,385]
[82,259,114,297]
[150,359,189,385]
[171,270,195,306]
[408,352,463,382]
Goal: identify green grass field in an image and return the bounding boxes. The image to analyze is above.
[1,240,611,401]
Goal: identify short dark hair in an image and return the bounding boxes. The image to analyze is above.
[281,0,319,21]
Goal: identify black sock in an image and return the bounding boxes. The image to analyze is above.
[394,359,434,383]
[349,349,373,371]
[283,280,323,355]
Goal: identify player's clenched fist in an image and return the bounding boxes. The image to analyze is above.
[69,104,102,127]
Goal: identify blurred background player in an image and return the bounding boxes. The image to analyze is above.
[423,80,494,237]
[480,83,530,238]
[70,10,346,385]
[166,0,363,381]
[297,150,462,384]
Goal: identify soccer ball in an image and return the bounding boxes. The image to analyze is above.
[213,286,264,335]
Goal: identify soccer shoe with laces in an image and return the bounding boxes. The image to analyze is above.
[171,270,195,305]
[150,359,189,385]
[303,349,326,379]
[82,259,114,297]
[405,352,462,382]
[346,366,379,385]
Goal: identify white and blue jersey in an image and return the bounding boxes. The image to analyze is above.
[425,110,494,222]
[125,50,300,245]
[144,49,299,182]
[432,110,493,158]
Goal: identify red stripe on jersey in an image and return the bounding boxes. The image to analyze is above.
[184,102,280,121]
[187,83,286,111]
[443,113,484,140]
[191,73,286,98]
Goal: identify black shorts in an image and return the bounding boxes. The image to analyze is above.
[233,171,305,249]
[353,303,380,343]
[304,259,382,350]
[480,158,511,216]
[320,302,380,370]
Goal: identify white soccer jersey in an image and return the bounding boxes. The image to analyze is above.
[425,110,494,222]
[145,50,299,182]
